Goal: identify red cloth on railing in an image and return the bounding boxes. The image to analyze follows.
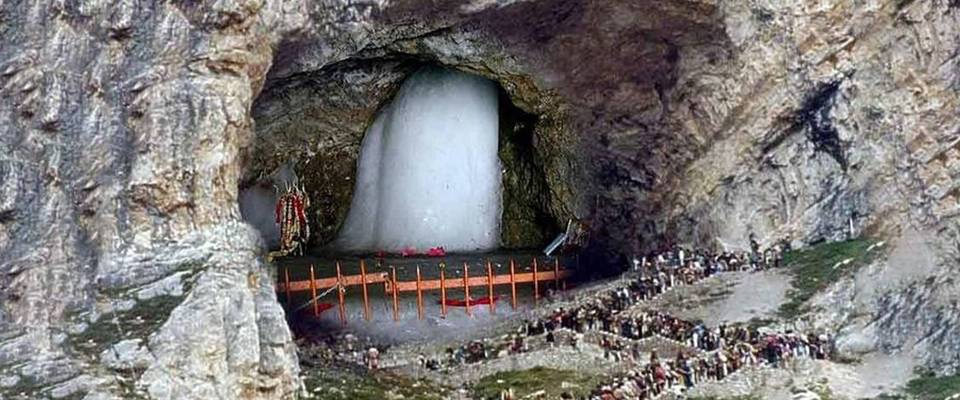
[400,247,418,257]
[440,296,500,307]
[426,246,446,257]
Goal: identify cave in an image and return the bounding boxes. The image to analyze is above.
[238,59,575,345]
[240,58,565,256]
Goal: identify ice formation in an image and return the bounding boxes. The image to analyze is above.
[333,67,502,252]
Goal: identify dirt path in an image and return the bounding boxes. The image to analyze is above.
[636,269,791,326]
[686,351,918,400]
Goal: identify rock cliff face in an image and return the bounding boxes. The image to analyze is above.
[1,0,958,398]
[0,1,307,398]
[665,0,960,373]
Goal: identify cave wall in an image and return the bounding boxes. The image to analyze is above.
[2,0,960,398]
[248,59,417,247]
[0,1,308,399]
[497,89,560,248]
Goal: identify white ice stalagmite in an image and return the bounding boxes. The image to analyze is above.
[333,67,502,252]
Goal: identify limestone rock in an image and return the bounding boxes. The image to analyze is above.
[100,339,153,372]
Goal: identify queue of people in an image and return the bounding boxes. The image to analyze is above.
[466,238,832,400]
[300,235,832,400]
[586,327,834,400]
[432,237,796,359]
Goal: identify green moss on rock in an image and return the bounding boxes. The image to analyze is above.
[472,367,604,400]
[301,362,448,400]
[0,374,43,400]
[904,368,960,400]
[778,238,881,318]
[68,295,185,358]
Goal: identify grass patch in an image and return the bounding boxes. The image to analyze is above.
[904,368,960,400]
[472,367,605,400]
[746,317,776,329]
[866,394,906,400]
[831,353,863,365]
[68,295,185,357]
[813,382,837,400]
[777,238,880,318]
[0,374,43,399]
[302,362,449,400]
[862,368,960,400]
[687,395,762,400]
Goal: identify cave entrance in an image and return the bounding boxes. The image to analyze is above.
[242,59,561,257]
[241,58,569,341]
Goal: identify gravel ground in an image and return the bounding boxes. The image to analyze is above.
[686,352,918,400]
[633,269,791,326]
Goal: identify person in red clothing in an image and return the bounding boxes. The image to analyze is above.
[653,362,667,393]
[599,386,616,400]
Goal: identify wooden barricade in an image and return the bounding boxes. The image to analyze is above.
[440,265,447,318]
[336,262,346,325]
[415,265,424,321]
[463,262,471,317]
[309,265,319,316]
[277,257,574,324]
[360,260,371,321]
[510,259,517,310]
[533,258,539,305]
[486,261,495,314]
[279,272,389,293]
[390,266,399,321]
[382,269,570,292]
[283,267,292,304]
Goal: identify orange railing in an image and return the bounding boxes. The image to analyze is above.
[278,257,572,324]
